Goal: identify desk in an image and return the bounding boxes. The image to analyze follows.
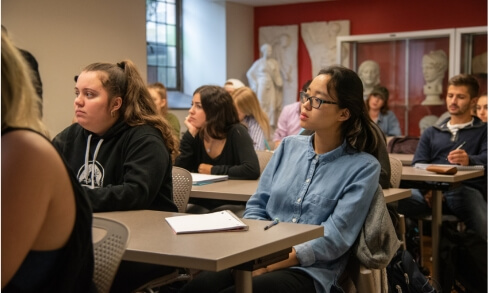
[400,166,484,283]
[389,153,413,166]
[191,180,411,204]
[190,180,258,201]
[383,188,411,203]
[94,210,323,293]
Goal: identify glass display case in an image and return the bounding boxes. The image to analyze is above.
[337,29,457,137]
[455,26,487,75]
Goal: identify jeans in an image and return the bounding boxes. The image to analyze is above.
[397,184,487,240]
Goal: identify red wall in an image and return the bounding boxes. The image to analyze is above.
[253,0,487,136]
[254,0,487,93]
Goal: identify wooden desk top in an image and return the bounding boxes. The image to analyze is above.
[383,188,411,203]
[191,180,411,204]
[191,180,259,201]
[401,166,484,183]
[94,210,323,272]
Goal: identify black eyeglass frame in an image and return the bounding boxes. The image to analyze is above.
[299,91,337,109]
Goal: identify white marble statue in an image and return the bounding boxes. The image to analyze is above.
[358,60,381,100]
[259,25,298,107]
[301,20,350,78]
[246,43,283,127]
[421,50,448,105]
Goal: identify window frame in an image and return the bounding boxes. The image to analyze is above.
[146,0,182,91]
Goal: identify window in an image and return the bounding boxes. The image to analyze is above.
[146,0,181,90]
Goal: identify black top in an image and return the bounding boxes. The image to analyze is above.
[2,127,95,293]
[175,123,260,180]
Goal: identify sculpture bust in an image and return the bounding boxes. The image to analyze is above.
[421,50,448,105]
[358,60,381,99]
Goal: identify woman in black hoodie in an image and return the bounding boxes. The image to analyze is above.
[53,59,179,291]
[53,60,179,213]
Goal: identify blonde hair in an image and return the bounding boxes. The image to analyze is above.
[1,33,47,136]
[232,87,271,139]
[148,82,168,115]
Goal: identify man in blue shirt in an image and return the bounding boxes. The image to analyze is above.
[398,74,487,240]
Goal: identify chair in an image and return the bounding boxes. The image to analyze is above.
[172,166,192,213]
[256,150,273,174]
[92,217,130,293]
[342,186,400,293]
[389,155,407,251]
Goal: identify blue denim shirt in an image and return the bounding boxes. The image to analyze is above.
[377,110,401,136]
[244,134,380,293]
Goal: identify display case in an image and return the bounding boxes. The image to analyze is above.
[455,26,487,76]
[337,29,456,137]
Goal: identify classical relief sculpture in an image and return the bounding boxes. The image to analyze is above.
[358,60,381,99]
[259,25,298,107]
[421,50,448,105]
[247,43,283,127]
[301,20,350,78]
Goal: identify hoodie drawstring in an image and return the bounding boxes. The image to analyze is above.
[84,134,104,188]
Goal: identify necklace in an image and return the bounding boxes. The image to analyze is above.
[205,138,224,153]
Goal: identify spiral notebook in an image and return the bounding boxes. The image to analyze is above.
[414,163,484,171]
[165,210,248,234]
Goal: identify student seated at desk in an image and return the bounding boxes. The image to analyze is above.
[175,85,260,212]
[181,66,382,293]
[1,33,95,292]
[398,74,487,240]
[52,59,179,292]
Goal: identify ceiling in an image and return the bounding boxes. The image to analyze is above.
[217,0,330,7]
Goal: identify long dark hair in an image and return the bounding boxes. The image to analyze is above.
[193,85,240,139]
[318,66,381,156]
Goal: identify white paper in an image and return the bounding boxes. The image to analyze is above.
[165,210,248,234]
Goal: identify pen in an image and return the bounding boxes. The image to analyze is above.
[446,141,466,161]
[455,141,466,150]
[264,218,279,230]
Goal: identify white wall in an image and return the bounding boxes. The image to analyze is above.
[225,2,254,86]
[2,0,254,136]
[182,0,227,95]
[2,0,147,136]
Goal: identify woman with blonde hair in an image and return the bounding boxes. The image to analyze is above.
[148,82,181,140]
[2,32,95,292]
[232,86,271,150]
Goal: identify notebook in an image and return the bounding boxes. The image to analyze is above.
[165,210,248,234]
[190,173,229,185]
[414,163,485,171]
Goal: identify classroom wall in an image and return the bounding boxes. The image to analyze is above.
[225,2,254,85]
[182,0,227,95]
[253,0,488,90]
[2,0,147,137]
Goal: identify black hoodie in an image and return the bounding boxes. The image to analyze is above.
[53,119,178,212]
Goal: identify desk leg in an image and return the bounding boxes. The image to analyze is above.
[234,270,252,293]
[431,190,442,284]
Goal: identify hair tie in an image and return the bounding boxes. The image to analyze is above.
[117,62,125,70]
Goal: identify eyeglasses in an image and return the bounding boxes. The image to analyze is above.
[300,91,337,109]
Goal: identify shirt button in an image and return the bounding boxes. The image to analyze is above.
[292,218,297,223]
[297,198,301,203]
[306,178,310,183]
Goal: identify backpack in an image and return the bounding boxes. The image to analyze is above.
[439,222,487,293]
[386,250,437,293]
[387,136,420,154]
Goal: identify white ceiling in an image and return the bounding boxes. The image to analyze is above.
[215,0,330,7]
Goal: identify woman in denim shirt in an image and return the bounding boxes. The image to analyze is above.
[366,85,401,137]
[180,66,382,293]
